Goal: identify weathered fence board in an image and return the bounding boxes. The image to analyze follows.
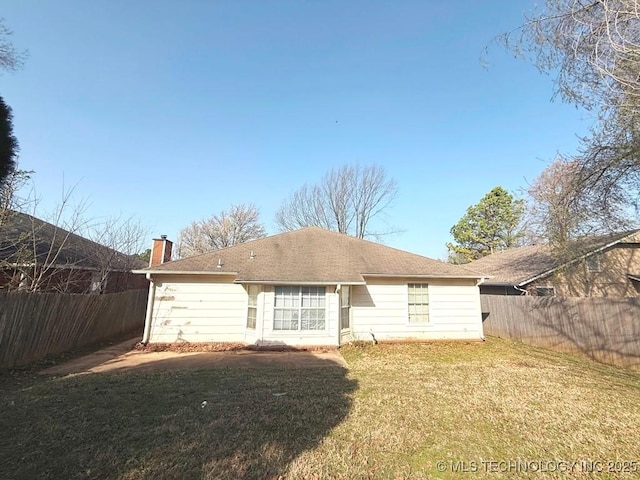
[0,289,148,368]
[481,295,640,370]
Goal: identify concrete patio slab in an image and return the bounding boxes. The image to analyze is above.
[40,339,348,375]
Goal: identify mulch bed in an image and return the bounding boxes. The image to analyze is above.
[134,342,337,353]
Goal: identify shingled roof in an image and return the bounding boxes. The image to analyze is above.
[0,211,146,271]
[141,227,483,284]
[468,230,640,286]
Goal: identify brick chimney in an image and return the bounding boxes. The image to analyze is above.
[150,235,173,267]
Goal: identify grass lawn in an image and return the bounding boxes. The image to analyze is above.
[1,337,639,479]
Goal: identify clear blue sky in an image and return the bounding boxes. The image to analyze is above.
[2,1,592,259]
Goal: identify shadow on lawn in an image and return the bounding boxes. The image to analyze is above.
[1,356,357,480]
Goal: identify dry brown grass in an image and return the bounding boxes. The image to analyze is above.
[1,336,639,479]
[306,338,640,479]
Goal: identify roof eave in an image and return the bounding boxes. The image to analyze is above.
[483,231,640,288]
[235,280,367,286]
[361,273,486,279]
[133,270,239,276]
[6,263,136,273]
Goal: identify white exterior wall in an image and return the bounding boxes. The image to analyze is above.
[349,278,483,342]
[148,278,340,346]
[149,275,247,343]
[147,275,482,345]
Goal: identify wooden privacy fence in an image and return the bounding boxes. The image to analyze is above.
[481,295,640,370]
[0,289,148,368]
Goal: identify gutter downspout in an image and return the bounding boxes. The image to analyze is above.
[514,284,529,295]
[142,273,156,344]
[476,277,486,341]
[259,287,267,347]
[335,284,341,347]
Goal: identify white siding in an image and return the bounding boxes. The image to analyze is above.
[149,279,341,346]
[149,275,247,343]
[428,282,484,339]
[350,278,483,342]
[148,275,482,345]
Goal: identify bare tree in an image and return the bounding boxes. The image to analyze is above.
[524,156,635,248]
[0,163,34,224]
[573,117,640,220]
[0,176,147,293]
[500,1,640,231]
[178,203,267,258]
[275,184,334,233]
[526,158,581,245]
[275,163,398,239]
[0,19,27,73]
[501,1,640,113]
[0,184,92,292]
[83,215,150,293]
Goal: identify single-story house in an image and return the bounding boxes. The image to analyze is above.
[468,230,640,297]
[0,211,148,293]
[135,227,486,347]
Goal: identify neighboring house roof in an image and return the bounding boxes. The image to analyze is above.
[468,230,640,287]
[140,227,484,284]
[0,211,146,271]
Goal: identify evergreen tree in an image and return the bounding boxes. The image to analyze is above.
[0,96,18,186]
[447,186,524,264]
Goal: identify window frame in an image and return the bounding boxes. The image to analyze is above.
[246,284,261,330]
[273,286,327,332]
[340,285,351,330]
[535,286,556,297]
[586,254,602,273]
[407,283,430,323]
[90,271,105,294]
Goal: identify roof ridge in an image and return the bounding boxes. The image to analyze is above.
[143,227,486,281]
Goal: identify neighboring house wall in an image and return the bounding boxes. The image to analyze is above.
[525,244,640,297]
[0,268,147,294]
[350,278,484,342]
[479,285,521,295]
[0,211,147,294]
[0,268,88,293]
[102,271,149,294]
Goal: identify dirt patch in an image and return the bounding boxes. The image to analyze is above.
[40,339,348,376]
